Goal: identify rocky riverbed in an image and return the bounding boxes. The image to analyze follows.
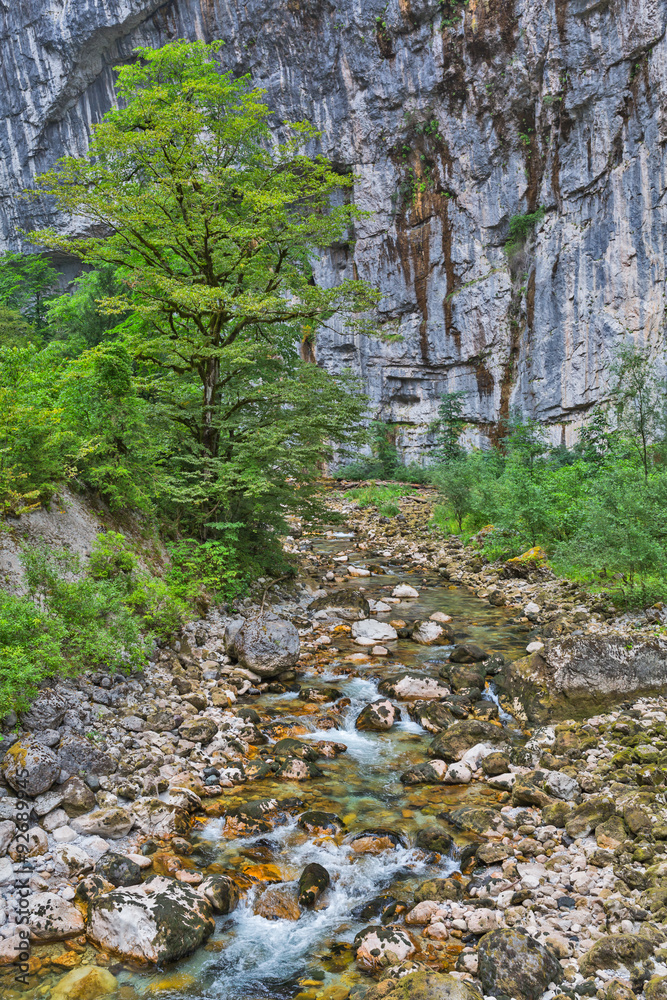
[2,487,667,1000]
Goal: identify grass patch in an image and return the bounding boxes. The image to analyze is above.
[346,482,416,517]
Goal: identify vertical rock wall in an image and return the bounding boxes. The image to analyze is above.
[2,0,666,452]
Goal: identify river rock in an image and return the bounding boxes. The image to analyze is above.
[366,971,482,1000]
[579,933,655,977]
[478,927,563,1000]
[234,614,300,677]
[355,699,400,731]
[198,875,239,914]
[355,924,416,966]
[298,810,345,836]
[57,734,116,777]
[298,862,330,906]
[71,806,134,839]
[131,797,192,837]
[51,966,118,1000]
[87,874,215,963]
[60,776,97,817]
[392,585,419,599]
[379,672,449,701]
[408,701,455,732]
[0,820,15,856]
[411,620,454,645]
[415,828,454,854]
[20,689,68,731]
[96,851,143,887]
[253,883,300,920]
[30,892,85,941]
[429,720,505,761]
[444,805,505,837]
[2,738,60,797]
[178,717,218,744]
[53,844,95,877]
[308,589,370,620]
[565,795,615,838]
[351,829,405,854]
[8,825,47,859]
[449,643,487,663]
[401,760,449,785]
[351,619,398,645]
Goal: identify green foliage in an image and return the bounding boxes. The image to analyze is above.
[430,390,467,462]
[336,420,430,483]
[89,531,138,579]
[0,252,59,331]
[505,207,545,255]
[609,341,666,480]
[346,482,415,517]
[46,265,128,349]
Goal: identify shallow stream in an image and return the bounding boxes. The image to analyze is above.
[89,530,533,999]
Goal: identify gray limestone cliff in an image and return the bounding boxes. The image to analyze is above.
[2,0,666,452]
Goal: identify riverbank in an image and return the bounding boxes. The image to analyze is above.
[1,487,667,1000]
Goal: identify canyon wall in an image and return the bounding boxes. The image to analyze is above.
[2,0,666,452]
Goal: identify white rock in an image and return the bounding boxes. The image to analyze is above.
[374,601,392,612]
[0,857,14,885]
[371,645,389,656]
[53,845,94,877]
[0,820,15,857]
[9,826,48,859]
[42,808,70,833]
[423,921,449,940]
[52,826,78,844]
[460,743,499,770]
[29,892,84,941]
[405,900,439,924]
[526,641,545,654]
[429,612,452,623]
[392,584,419,599]
[467,908,502,934]
[524,602,540,617]
[444,762,472,784]
[411,621,449,645]
[348,566,371,578]
[351,619,398,643]
[544,770,579,801]
[487,772,516,790]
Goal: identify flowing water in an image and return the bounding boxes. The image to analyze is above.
[90,532,532,999]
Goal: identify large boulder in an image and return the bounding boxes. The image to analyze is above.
[355,699,400,731]
[2,738,60,797]
[497,634,667,723]
[20,689,68,730]
[351,619,398,645]
[30,892,85,941]
[308,589,370,621]
[478,928,563,1000]
[408,702,455,732]
[87,874,214,963]
[234,614,300,677]
[60,776,97,817]
[57,734,116,777]
[429,720,505,761]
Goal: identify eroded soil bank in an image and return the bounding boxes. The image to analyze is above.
[2,488,667,1000]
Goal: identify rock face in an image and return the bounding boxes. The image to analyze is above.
[478,927,563,1000]
[87,874,215,963]
[499,635,667,722]
[234,615,300,677]
[3,2,667,439]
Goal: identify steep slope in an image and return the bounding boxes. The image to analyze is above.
[2,0,666,448]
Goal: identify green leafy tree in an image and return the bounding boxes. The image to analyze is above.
[609,342,665,480]
[46,265,129,349]
[33,40,377,543]
[430,390,467,462]
[0,252,59,331]
[430,457,476,531]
